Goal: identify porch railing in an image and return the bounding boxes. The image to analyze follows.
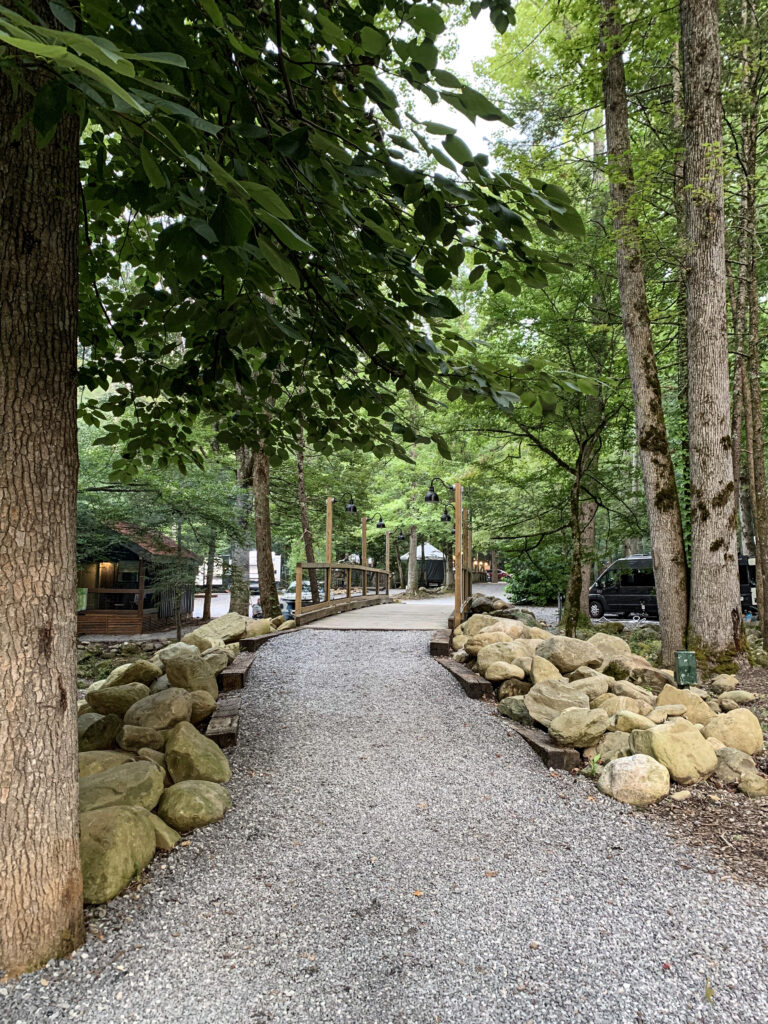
[294,561,390,616]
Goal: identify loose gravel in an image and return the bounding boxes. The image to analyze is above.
[4,630,768,1023]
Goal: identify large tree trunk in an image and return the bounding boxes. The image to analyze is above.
[579,498,598,618]
[253,450,281,618]
[600,2,689,664]
[228,446,252,616]
[203,535,216,621]
[0,51,85,974]
[672,42,691,545]
[296,431,319,604]
[562,474,586,636]
[404,525,419,598]
[680,0,742,654]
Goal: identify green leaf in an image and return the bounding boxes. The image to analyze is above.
[256,211,314,252]
[199,0,225,28]
[411,39,438,70]
[258,237,300,288]
[442,134,473,166]
[140,144,164,188]
[210,197,252,246]
[432,69,463,89]
[0,32,67,59]
[240,181,293,219]
[360,25,388,55]
[49,2,75,30]
[414,196,442,239]
[407,4,446,36]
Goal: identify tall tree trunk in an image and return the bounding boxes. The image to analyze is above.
[672,41,691,547]
[579,498,598,618]
[600,2,689,664]
[445,542,454,590]
[203,535,216,621]
[228,446,252,616]
[393,538,405,589]
[562,473,586,636]
[680,0,742,653]
[404,526,419,598]
[296,431,319,604]
[0,44,85,974]
[253,450,280,618]
[746,258,768,630]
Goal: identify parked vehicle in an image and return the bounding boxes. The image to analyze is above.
[588,554,757,620]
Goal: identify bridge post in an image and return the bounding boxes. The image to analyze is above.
[361,516,367,595]
[295,563,303,616]
[325,496,333,562]
[454,483,463,625]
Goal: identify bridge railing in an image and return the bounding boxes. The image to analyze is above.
[294,561,390,617]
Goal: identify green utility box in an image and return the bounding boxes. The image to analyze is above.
[674,650,697,689]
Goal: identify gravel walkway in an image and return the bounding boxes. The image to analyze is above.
[5,631,768,1023]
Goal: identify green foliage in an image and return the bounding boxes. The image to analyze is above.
[502,544,571,604]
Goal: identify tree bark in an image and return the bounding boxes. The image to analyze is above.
[253,450,281,618]
[228,446,252,616]
[393,538,405,589]
[579,498,598,618]
[0,46,85,973]
[746,257,768,629]
[404,525,419,598]
[296,431,319,604]
[203,535,216,621]
[680,0,742,653]
[600,2,689,664]
[444,542,454,590]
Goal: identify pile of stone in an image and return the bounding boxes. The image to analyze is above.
[451,601,767,807]
[76,612,271,905]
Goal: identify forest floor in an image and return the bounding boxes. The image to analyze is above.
[7,629,767,1023]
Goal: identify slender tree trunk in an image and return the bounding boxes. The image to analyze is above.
[0,42,85,973]
[296,431,319,604]
[203,535,216,621]
[393,538,405,589]
[445,542,455,590]
[600,2,689,664]
[229,447,252,616]
[579,498,598,618]
[253,450,280,618]
[404,526,419,598]
[680,0,742,653]
[747,259,768,630]
[563,473,585,636]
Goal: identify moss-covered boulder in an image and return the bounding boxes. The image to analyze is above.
[189,690,217,724]
[80,806,156,904]
[87,682,150,717]
[157,780,232,832]
[78,751,135,779]
[157,644,219,699]
[87,659,162,695]
[124,688,193,731]
[702,708,764,756]
[117,723,166,752]
[79,760,165,813]
[143,811,181,850]
[165,721,232,784]
[77,713,122,752]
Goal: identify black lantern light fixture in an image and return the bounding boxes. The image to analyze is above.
[425,477,455,504]
[396,528,406,542]
[340,491,357,514]
[440,506,451,523]
[375,513,386,529]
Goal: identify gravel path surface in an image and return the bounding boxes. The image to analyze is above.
[5,631,768,1023]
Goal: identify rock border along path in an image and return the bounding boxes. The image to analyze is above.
[5,631,768,1023]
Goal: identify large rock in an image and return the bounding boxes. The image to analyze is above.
[535,636,602,674]
[524,679,589,728]
[124,688,193,731]
[568,673,611,701]
[591,694,649,717]
[77,713,122,752]
[718,690,758,706]
[548,708,609,748]
[165,722,232,784]
[530,656,563,685]
[593,731,633,764]
[656,684,715,726]
[201,649,229,675]
[79,751,135,779]
[88,659,162,695]
[117,724,166,752]
[609,711,655,733]
[80,806,156,904]
[714,746,756,785]
[738,774,768,798]
[143,810,181,851]
[476,640,537,676]
[184,611,249,645]
[157,643,218,699]
[484,661,525,683]
[609,678,655,703]
[710,673,740,695]
[497,696,535,726]
[465,631,518,656]
[702,708,764,756]
[603,655,673,692]
[587,632,631,664]
[597,754,670,806]
[630,718,718,785]
[497,677,531,699]
[244,618,271,637]
[463,613,508,636]
[79,760,165,813]
[157,780,232,832]
[189,690,217,724]
[86,682,150,717]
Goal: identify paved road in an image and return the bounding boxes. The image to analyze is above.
[7,630,768,1023]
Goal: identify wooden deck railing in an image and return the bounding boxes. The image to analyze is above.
[294,561,390,616]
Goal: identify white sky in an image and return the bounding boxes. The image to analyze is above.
[412,11,499,158]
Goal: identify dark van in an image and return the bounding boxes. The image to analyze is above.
[588,554,757,620]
